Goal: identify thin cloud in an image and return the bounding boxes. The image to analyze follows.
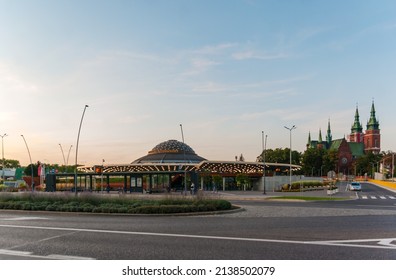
[232,50,288,60]
[188,43,237,55]
[0,63,39,94]
[192,81,230,93]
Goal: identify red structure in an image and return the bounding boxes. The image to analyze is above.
[307,101,381,175]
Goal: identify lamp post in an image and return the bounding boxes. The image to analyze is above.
[261,131,267,195]
[20,135,34,191]
[392,152,395,182]
[1,133,7,182]
[284,125,296,189]
[59,144,67,166]
[180,124,187,195]
[66,145,73,167]
[101,159,105,193]
[74,105,89,195]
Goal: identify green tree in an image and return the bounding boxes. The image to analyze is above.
[322,149,338,175]
[236,173,251,190]
[301,148,339,177]
[1,159,21,168]
[301,148,322,176]
[24,163,38,176]
[212,175,222,190]
[258,148,301,165]
[354,152,382,177]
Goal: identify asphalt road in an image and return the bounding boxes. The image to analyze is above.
[0,182,395,260]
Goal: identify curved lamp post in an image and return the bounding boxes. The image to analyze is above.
[180,124,187,195]
[66,145,73,166]
[284,125,296,190]
[21,134,34,191]
[261,131,267,194]
[74,105,89,195]
[59,143,66,166]
[1,133,7,183]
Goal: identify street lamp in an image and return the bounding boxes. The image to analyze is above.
[66,145,73,166]
[261,131,267,195]
[101,159,105,193]
[180,124,187,195]
[392,152,395,182]
[284,125,296,189]
[1,133,7,183]
[59,143,66,166]
[74,105,89,195]
[20,134,34,191]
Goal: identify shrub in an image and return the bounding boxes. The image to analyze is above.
[0,193,232,214]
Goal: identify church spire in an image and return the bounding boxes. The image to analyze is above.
[318,129,323,143]
[367,100,380,130]
[326,119,332,145]
[351,104,363,133]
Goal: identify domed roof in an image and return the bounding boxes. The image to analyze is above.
[132,139,206,164]
[149,139,195,155]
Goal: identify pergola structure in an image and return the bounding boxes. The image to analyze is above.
[79,161,300,174]
[46,139,301,192]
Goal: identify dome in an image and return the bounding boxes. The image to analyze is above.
[149,139,195,155]
[132,139,206,164]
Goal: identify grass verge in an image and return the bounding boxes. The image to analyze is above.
[267,196,348,201]
[0,193,232,214]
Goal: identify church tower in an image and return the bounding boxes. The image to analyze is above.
[349,105,363,143]
[363,101,380,154]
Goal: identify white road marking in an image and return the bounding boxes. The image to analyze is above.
[388,196,396,200]
[0,249,94,260]
[370,196,377,199]
[0,249,32,256]
[46,254,95,260]
[379,196,387,199]
[1,217,49,221]
[378,239,396,248]
[361,196,368,199]
[1,224,395,250]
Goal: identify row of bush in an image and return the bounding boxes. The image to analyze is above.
[0,193,232,214]
[281,181,337,192]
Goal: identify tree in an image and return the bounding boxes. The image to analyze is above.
[322,149,338,175]
[301,148,337,176]
[258,148,301,165]
[257,148,302,175]
[354,152,382,177]
[24,164,38,177]
[236,173,251,190]
[1,159,21,169]
[301,148,322,176]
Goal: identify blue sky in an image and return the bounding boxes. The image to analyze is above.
[1,0,395,166]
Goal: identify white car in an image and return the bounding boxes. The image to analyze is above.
[348,182,362,191]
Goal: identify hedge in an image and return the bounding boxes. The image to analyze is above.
[0,193,232,214]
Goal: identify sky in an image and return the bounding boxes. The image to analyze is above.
[1,0,396,166]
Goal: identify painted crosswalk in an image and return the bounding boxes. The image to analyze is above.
[359,195,396,200]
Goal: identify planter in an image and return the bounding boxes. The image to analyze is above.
[327,189,338,195]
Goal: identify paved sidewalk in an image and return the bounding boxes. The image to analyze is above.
[213,188,355,201]
[212,180,396,201]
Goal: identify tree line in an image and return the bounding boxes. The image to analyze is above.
[258,148,392,177]
[2,149,394,178]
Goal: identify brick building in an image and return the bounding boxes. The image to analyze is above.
[307,101,380,174]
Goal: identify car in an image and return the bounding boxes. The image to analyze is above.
[348,182,362,191]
